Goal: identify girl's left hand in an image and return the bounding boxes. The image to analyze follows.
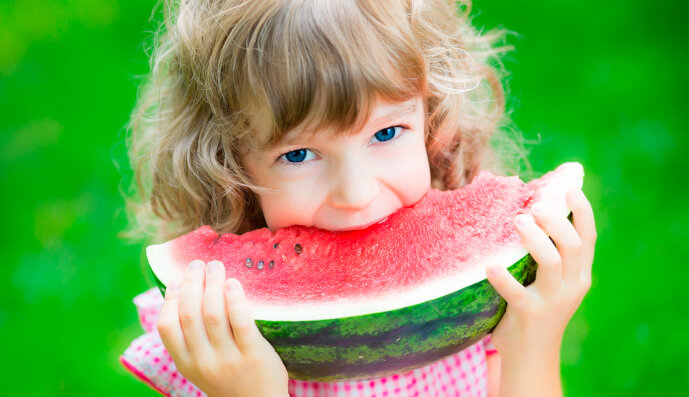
[485,189,597,358]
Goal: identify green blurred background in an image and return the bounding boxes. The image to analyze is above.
[1,0,687,395]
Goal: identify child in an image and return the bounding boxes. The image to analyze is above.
[121,0,597,396]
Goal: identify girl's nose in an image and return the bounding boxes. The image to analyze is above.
[329,159,380,210]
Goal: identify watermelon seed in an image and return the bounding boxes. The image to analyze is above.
[257,260,264,270]
[273,242,280,249]
[294,244,303,255]
[269,260,275,268]
[245,258,253,268]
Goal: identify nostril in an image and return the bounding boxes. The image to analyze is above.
[330,178,380,210]
[330,189,379,210]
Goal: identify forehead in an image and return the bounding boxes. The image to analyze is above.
[273,97,421,148]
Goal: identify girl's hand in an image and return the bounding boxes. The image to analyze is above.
[156,260,289,397]
[486,189,597,359]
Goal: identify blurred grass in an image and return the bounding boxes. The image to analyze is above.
[1,0,687,395]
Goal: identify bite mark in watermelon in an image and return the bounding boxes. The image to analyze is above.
[147,162,584,381]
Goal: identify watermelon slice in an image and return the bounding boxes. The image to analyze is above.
[147,162,584,381]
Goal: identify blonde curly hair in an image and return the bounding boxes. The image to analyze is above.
[124,0,526,243]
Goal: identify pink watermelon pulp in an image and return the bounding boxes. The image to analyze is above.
[147,162,583,380]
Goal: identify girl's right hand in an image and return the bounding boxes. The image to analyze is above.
[156,260,289,397]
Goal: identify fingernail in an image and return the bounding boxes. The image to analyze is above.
[531,204,543,215]
[187,260,203,272]
[167,284,179,291]
[571,189,584,199]
[207,261,223,274]
[167,277,181,291]
[226,278,239,291]
[515,214,529,226]
[487,266,500,276]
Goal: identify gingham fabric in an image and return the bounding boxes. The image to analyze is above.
[121,288,498,397]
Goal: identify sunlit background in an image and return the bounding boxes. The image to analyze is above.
[1,0,687,395]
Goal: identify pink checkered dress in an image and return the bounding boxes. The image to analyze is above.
[121,289,498,397]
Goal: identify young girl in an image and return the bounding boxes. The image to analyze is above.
[121,0,597,396]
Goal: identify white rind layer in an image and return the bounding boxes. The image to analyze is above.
[146,243,177,290]
[147,162,583,322]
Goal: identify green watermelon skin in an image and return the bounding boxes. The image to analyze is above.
[152,254,536,381]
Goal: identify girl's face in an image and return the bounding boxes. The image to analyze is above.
[243,96,431,232]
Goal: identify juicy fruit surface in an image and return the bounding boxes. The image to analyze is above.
[157,172,540,303]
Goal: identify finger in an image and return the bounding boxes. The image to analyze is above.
[225,278,263,353]
[515,212,562,296]
[178,260,213,359]
[156,277,191,365]
[485,264,531,308]
[566,189,597,284]
[530,202,583,286]
[203,260,240,356]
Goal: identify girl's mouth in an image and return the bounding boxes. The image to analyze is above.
[331,216,390,232]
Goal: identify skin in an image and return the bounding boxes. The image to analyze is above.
[156,96,597,397]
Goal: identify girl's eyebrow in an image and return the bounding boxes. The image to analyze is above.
[368,100,418,127]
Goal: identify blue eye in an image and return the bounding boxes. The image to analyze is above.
[285,149,306,162]
[280,148,315,163]
[373,126,400,143]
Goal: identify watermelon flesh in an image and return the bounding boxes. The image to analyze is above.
[147,162,584,380]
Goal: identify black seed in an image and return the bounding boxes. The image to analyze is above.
[273,242,280,249]
[245,258,253,268]
[268,260,275,268]
[294,244,303,255]
[257,260,264,270]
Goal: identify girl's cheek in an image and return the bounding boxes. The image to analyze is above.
[259,183,324,231]
[385,140,432,205]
